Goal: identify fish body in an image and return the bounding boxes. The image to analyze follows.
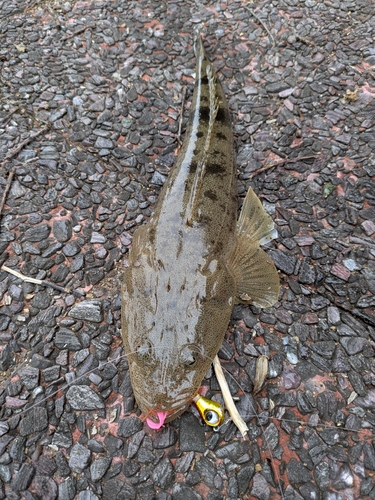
[121,35,280,427]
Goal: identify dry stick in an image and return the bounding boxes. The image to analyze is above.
[213,355,249,438]
[0,106,19,124]
[244,5,275,47]
[0,171,14,219]
[253,355,269,395]
[249,155,317,179]
[0,74,13,89]
[0,124,50,168]
[63,24,97,40]
[10,349,373,439]
[350,235,375,249]
[1,265,85,298]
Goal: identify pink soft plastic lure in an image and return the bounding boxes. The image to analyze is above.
[146,411,168,429]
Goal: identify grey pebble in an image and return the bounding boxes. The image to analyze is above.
[62,241,81,256]
[179,413,206,453]
[90,456,111,482]
[0,421,9,437]
[340,337,366,355]
[66,386,104,410]
[268,250,296,275]
[69,443,91,473]
[11,463,35,491]
[215,441,248,462]
[153,427,177,449]
[262,422,279,451]
[53,220,72,242]
[94,136,113,149]
[55,328,83,351]
[117,416,143,438]
[0,464,11,482]
[90,231,106,243]
[69,300,103,322]
[24,224,51,242]
[236,393,257,422]
[251,473,270,500]
[151,171,167,186]
[331,346,351,373]
[172,483,202,500]
[152,458,175,489]
[286,457,311,483]
[77,492,100,500]
[33,475,58,500]
[18,366,39,390]
[314,461,330,490]
[327,306,341,325]
[31,291,51,310]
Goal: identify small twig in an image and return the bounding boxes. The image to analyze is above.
[0,106,19,124]
[249,155,317,178]
[349,236,375,249]
[0,74,13,89]
[0,124,50,168]
[244,5,275,47]
[213,355,249,437]
[1,265,85,298]
[0,171,14,218]
[63,24,97,40]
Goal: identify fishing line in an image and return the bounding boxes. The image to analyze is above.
[2,346,287,496]
[1,346,368,436]
[217,362,285,499]
[1,344,368,499]
[0,347,367,436]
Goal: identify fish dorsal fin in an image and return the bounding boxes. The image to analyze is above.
[186,65,219,225]
[203,64,219,156]
[237,187,277,245]
[230,187,280,308]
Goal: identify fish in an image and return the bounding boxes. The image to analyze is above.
[121,33,280,429]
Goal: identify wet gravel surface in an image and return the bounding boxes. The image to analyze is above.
[0,0,375,499]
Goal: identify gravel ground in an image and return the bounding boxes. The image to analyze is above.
[0,0,375,499]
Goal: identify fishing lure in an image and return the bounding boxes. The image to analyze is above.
[193,395,225,427]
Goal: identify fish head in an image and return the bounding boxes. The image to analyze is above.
[126,339,211,427]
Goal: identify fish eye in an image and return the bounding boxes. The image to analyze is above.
[204,410,220,425]
[180,346,197,366]
[136,341,152,362]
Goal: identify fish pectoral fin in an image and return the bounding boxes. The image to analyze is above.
[230,237,280,308]
[231,187,280,307]
[237,187,278,245]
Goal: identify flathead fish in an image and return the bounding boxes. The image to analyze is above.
[121,34,280,428]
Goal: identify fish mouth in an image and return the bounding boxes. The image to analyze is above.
[144,400,192,429]
[134,387,193,417]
